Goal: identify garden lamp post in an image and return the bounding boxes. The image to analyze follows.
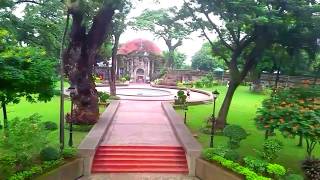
[210,90,220,148]
[184,101,188,124]
[68,86,77,147]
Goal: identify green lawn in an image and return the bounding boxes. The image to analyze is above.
[178,85,320,174]
[0,96,100,151]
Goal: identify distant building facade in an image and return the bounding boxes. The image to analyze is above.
[116,39,164,83]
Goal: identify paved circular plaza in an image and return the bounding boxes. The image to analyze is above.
[96,84,212,103]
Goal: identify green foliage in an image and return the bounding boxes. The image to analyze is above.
[191,42,227,71]
[0,156,16,179]
[1,114,48,168]
[133,8,191,68]
[223,125,248,149]
[283,174,304,180]
[8,159,63,180]
[224,149,240,162]
[176,82,184,88]
[65,123,93,132]
[208,154,270,180]
[255,86,320,157]
[302,158,320,180]
[194,80,204,88]
[243,156,269,174]
[163,51,187,69]
[202,146,228,160]
[98,91,110,103]
[258,139,283,162]
[62,147,77,159]
[120,77,127,83]
[40,147,60,161]
[42,121,58,131]
[200,76,214,88]
[123,74,130,81]
[175,90,187,105]
[266,163,286,178]
[0,29,56,120]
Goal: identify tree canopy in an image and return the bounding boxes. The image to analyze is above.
[183,0,320,127]
[0,29,56,128]
[191,42,227,71]
[133,8,191,68]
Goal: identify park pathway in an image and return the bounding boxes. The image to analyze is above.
[88,100,198,179]
[101,100,180,146]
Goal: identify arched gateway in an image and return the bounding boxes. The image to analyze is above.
[117,38,164,83]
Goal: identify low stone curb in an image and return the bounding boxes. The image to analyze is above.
[196,158,243,180]
[161,102,202,176]
[151,84,213,105]
[78,101,120,176]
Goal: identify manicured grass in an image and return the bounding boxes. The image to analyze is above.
[0,95,104,151]
[178,85,319,174]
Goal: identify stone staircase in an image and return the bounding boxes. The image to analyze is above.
[91,145,189,173]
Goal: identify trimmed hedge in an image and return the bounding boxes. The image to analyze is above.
[9,159,63,180]
[210,155,270,180]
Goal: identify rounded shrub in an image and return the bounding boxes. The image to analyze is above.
[42,121,58,131]
[224,150,240,162]
[223,125,248,149]
[40,147,60,161]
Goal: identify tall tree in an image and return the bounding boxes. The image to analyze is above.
[63,0,123,124]
[0,29,56,130]
[133,8,191,68]
[163,51,187,69]
[108,1,132,96]
[191,42,227,71]
[183,0,320,127]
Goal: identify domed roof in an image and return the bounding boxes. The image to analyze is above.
[117,39,162,56]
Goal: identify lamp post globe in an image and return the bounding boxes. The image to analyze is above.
[68,87,77,147]
[210,90,219,148]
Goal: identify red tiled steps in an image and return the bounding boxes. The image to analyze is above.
[91,145,189,173]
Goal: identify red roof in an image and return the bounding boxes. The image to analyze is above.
[117,39,162,55]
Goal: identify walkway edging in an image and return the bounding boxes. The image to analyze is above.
[151,84,213,105]
[161,102,202,176]
[78,100,120,176]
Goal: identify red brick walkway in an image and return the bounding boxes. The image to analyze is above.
[102,101,180,146]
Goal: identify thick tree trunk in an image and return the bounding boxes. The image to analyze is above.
[109,34,120,96]
[215,81,239,128]
[2,101,8,129]
[166,49,174,69]
[63,4,115,125]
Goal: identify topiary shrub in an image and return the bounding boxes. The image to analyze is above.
[223,125,248,149]
[40,147,60,161]
[302,158,320,180]
[175,90,187,105]
[42,121,58,131]
[224,149,240,162]
[258,139,283,162]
